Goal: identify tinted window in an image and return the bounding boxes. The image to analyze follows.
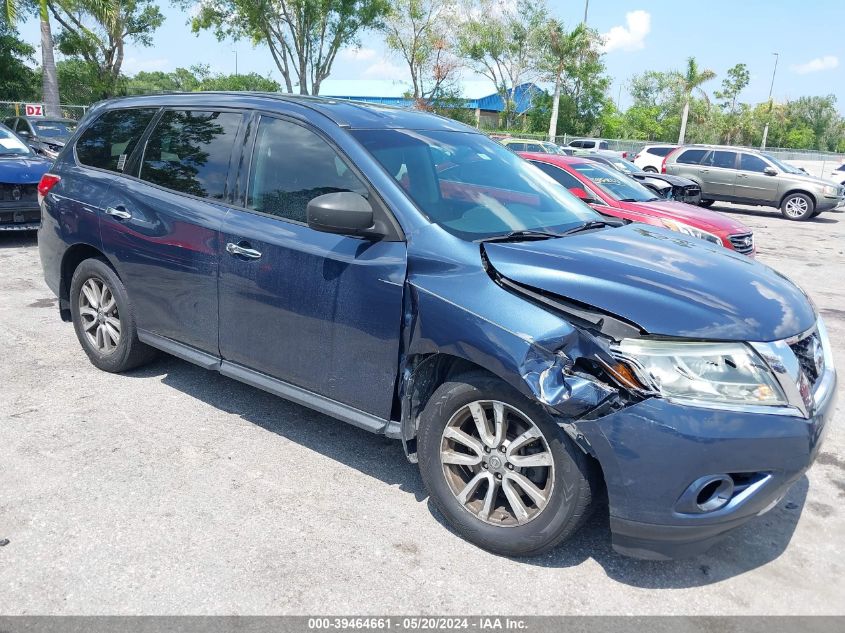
[76,108,158,172]
[599,141,609,150]
[647,146,674,157]
[582,141,595,149]
[710,151,736,169]
[141,110,242,200]
[525,143,542,152]
[353,129,598,241]
[530,161,583,189]
[676,149,708,164]
[248,117,367,223]
[509,142,526,151]
[739,153,769,173]
[570,162,659,203]
[569,140,582,148]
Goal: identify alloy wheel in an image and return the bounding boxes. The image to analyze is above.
[440,400,555,527]
[784,196,809,218]
[78,277,121,354]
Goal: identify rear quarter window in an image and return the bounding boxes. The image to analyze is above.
[75,108,159,172]
[676,149,708,165]
[648,147,674,157]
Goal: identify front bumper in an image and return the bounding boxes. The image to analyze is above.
[576,366,837,560]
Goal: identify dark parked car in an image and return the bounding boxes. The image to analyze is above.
[579,151,701,205]
[3,116,77,160]
[38,94,836,560]
[0,124,52,231]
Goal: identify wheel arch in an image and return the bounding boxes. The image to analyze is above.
[779,189,816,209]
[59,243,118,321]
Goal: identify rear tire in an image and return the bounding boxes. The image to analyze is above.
[69,258,157,373]
[643,166,658,173]
[698,199,715,208]
[417,372,596,557]
[780,192,815,221]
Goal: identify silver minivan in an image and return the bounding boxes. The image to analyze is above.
[664,145,843,220]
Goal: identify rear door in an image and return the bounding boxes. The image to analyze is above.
[703,150,738,199]
[218,114,407,420]
[100,108,245,355]
[735,153,779,203]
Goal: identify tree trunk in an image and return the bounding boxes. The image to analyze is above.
[39,12,61,116]
[678,98,690,144]
[548,72,561,142]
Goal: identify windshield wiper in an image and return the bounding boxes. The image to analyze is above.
[481,229,564,243]
[559,220,619,236]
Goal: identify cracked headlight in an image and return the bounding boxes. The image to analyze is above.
[660,219,722,246]
[612,339,787,406]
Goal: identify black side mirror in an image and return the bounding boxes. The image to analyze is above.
[307,192,378,238]
[764,166,777,176]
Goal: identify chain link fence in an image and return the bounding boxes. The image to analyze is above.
[0,101,89,123]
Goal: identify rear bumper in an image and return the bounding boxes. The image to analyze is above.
[0,205,40,231]
[576,369,837,560]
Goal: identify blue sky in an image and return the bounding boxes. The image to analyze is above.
[16,0,845,111]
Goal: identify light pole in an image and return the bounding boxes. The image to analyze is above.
[761,52,779,150]
[583,0,589,25]
[232,45,239,77]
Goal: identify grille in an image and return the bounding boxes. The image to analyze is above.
[727,232,754,254]
[0,183,38,202]
[789,330,824,387]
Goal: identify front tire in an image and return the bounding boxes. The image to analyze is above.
[698,199,715,208]
[780,192,815,220]
[417,372,595,557]
[70,258,157,373]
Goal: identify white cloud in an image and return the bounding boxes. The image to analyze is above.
[790,55,839,75]
[122,57,170,74]
[601,10,651,53]
[362,59,407,81]
[340,47,378,62]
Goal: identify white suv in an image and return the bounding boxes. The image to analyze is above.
[634,144,678,172]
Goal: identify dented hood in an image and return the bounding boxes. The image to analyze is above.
[484,224,816,342]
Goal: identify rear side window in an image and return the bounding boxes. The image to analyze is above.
[676,149,708,165]
[531,161,583,189]
[648,146,674,157]
[140,110,242,200]
[76,108,158,172]
[739,154,769,173]
[525,143,542,152]
[569,140,582,148]
[582,141,595,149]
[509,142,526,151]
[710,151,737,169]
[599,141,609,150]
[247,117,367,223]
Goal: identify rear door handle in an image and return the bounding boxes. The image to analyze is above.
[105,206,131,220]
[226,242,262,259]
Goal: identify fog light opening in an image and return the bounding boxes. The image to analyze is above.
[696,476,734,512]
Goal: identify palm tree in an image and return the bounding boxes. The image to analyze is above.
[5,0,61,116]
[542,21,585,142]
[676,57,716,144]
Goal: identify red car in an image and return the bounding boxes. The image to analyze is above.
[519,152,755,255]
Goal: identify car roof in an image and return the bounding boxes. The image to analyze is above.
[89,92,478,132]
[681,144,760,153]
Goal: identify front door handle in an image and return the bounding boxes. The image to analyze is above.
[226,242,262,259]
[105,206,131,220]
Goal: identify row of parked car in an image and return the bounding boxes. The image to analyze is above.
[31,92,836,562]
[498,136,845,222]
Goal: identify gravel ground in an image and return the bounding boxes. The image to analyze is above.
[1,204,843,615]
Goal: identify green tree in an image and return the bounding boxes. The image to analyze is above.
[675,57,716,144]
[786,95,842,151]
[4,0,61,115]
[186,0,391,95]
[50,0,164,98]
[714,63,749,143]
[0,18,38,101]
[382,0,458,101]
[537,20,585,140]
[457,0,547,128]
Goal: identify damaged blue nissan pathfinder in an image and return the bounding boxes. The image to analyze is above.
[38,94,837,559]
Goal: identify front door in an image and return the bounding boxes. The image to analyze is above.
[218,115,407,420]
[735,153,779,203]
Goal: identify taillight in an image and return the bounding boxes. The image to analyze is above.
[621,151,628,159]
[662,147,681,174]
[37,173,61,199]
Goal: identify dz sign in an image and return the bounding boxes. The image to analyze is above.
[24,103,45,117]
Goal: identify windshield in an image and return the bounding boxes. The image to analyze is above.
[571,162,659,202]
[0,128,32,156]
[603,157,638,175]
[33,120,76,139]
[541,142,567,155]
[760,153,802,174]
[352,129,599,240]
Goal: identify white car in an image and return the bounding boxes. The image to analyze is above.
[827,162,845,185]
[633,144,678,172]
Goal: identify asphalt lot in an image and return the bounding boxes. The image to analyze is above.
[1,204,843,615]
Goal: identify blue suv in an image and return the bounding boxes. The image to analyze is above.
[37,93,837,559]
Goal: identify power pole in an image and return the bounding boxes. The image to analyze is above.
[761,52,779,150]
